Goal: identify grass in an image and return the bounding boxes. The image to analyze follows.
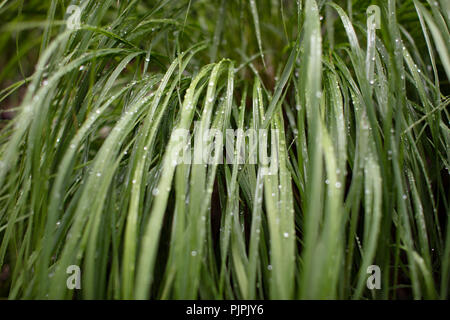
[0,0,448,299]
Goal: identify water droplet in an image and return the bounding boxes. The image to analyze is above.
[191,250,197,256]
[152,188,159,196]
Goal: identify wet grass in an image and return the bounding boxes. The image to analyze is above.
[0,0,448,299]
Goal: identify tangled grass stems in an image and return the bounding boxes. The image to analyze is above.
[0,0,448,299]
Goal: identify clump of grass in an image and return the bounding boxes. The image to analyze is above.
[0,0,448,299]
